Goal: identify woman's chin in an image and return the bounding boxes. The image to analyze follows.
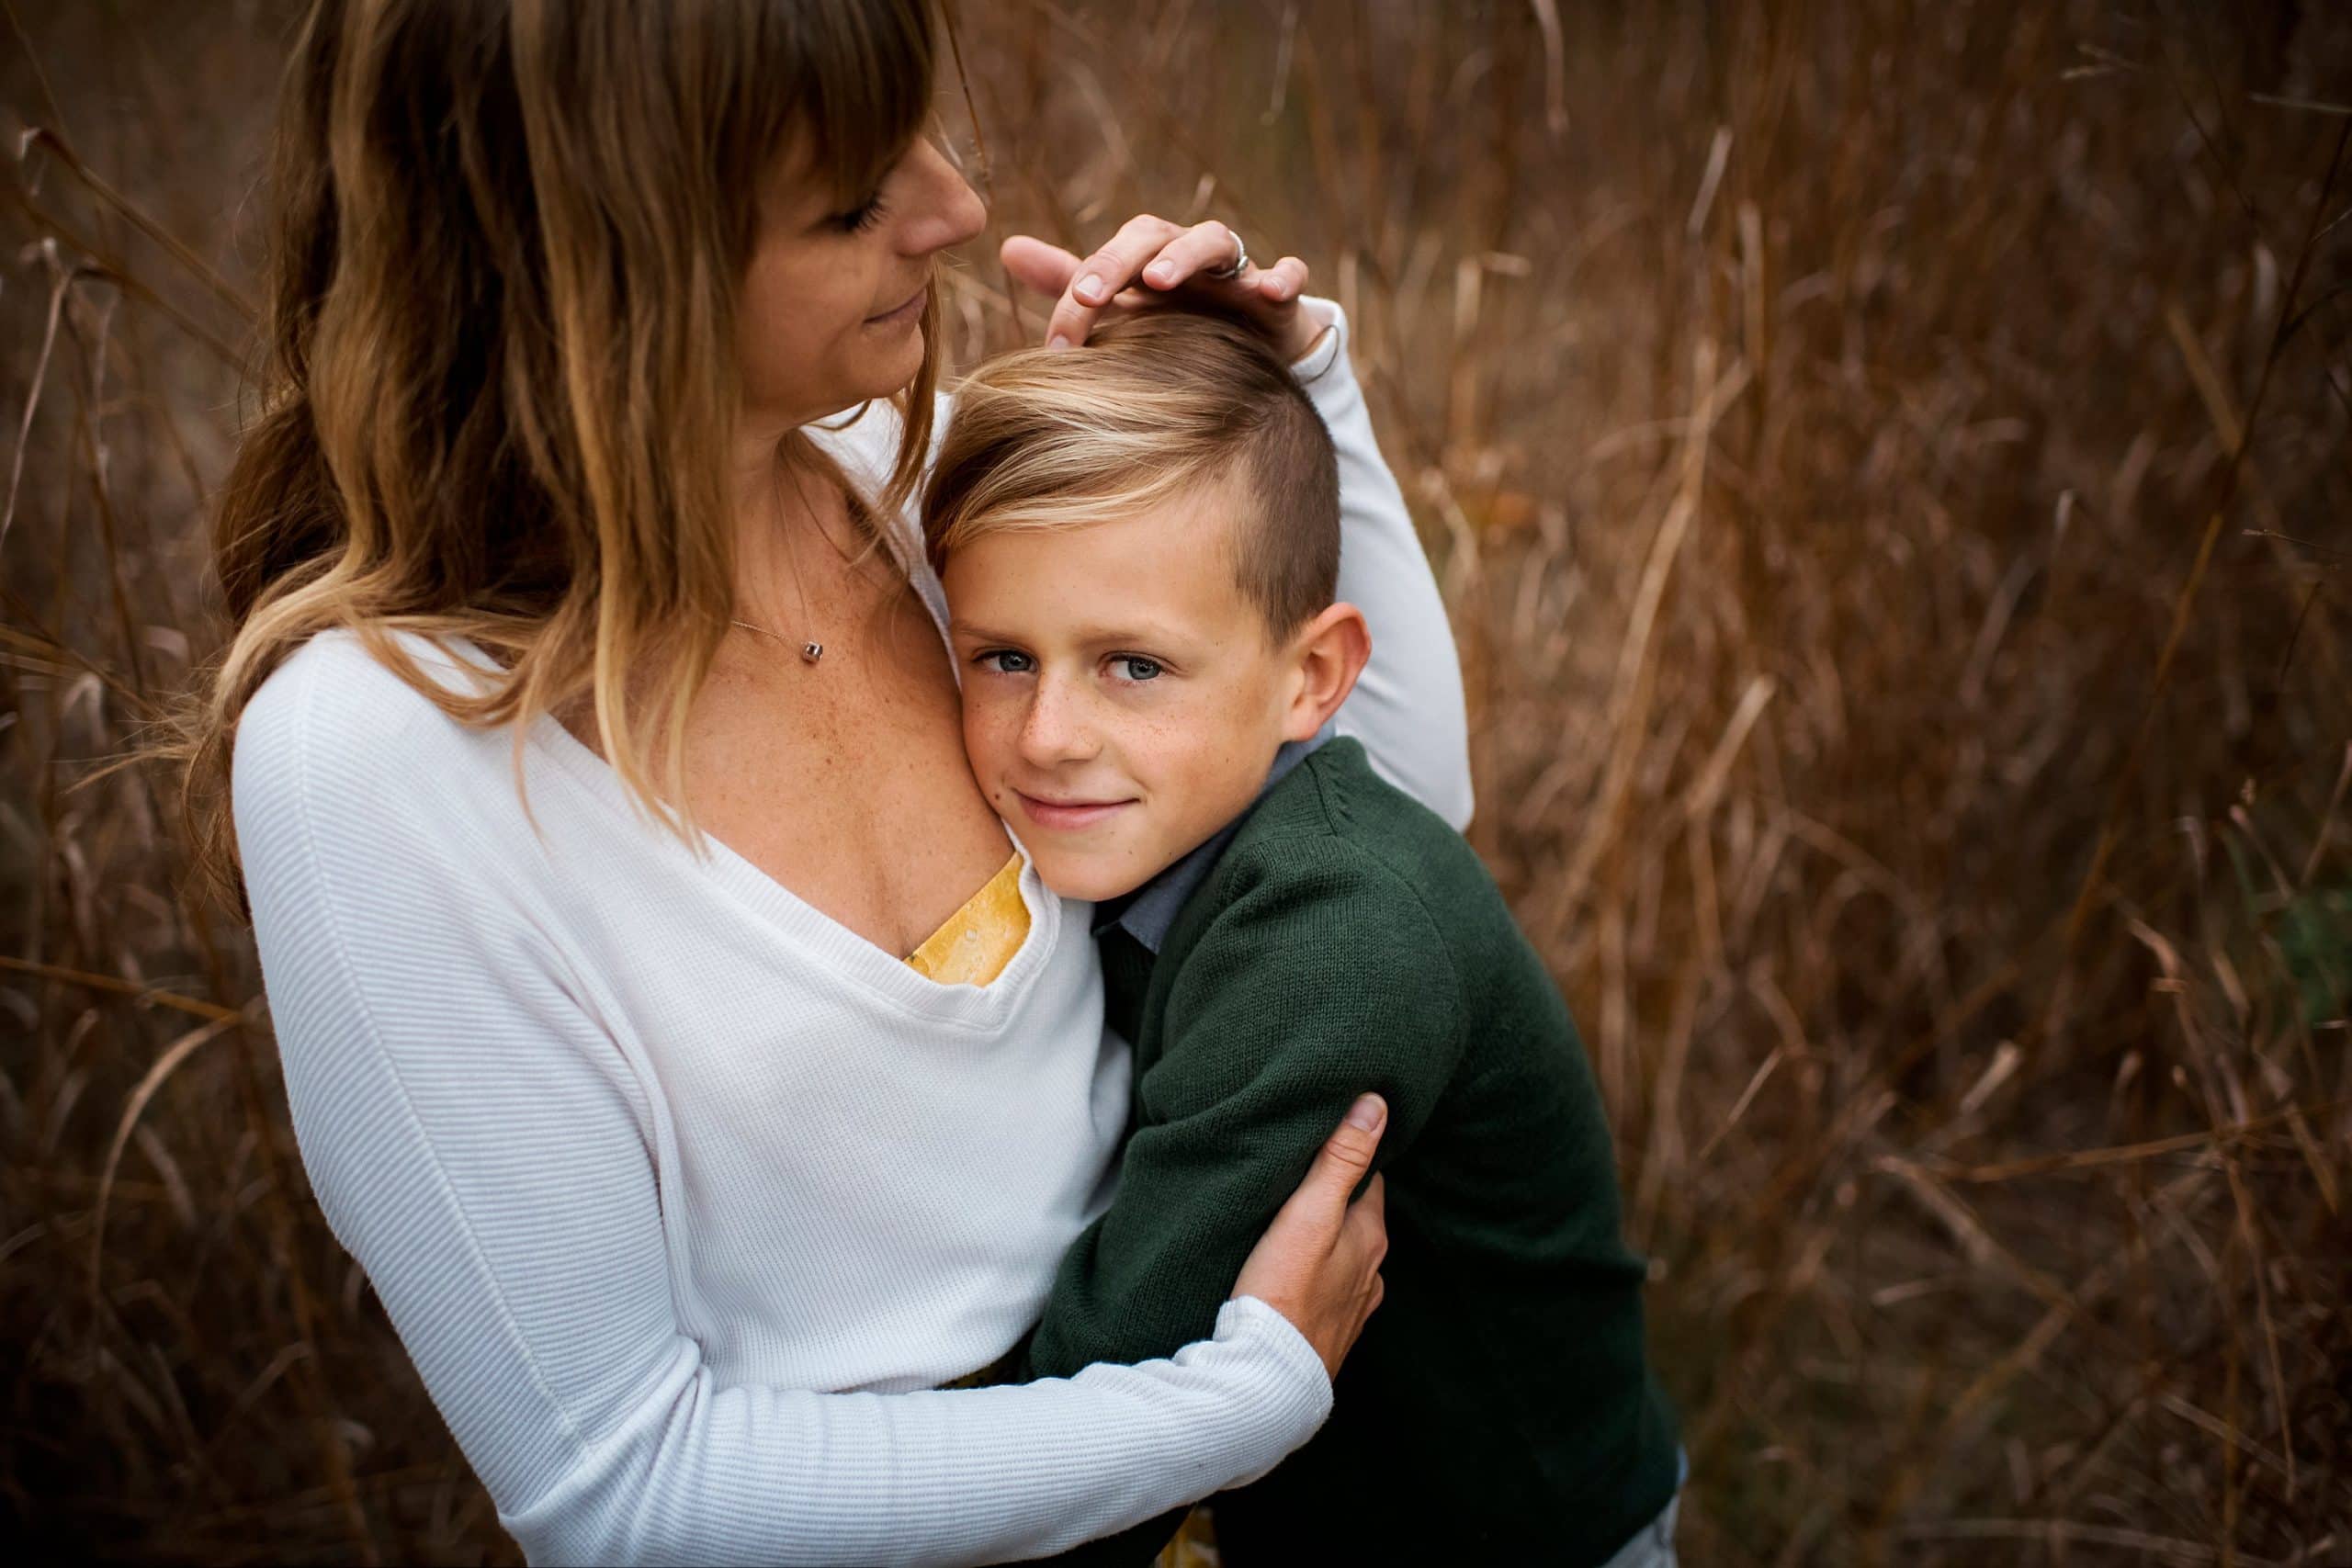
[838,330,927,407]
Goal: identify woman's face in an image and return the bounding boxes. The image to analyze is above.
[737,134,987,433]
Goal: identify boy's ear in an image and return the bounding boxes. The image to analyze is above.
[1282,602,1373,742]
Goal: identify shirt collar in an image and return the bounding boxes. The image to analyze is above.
[1092,728,1332,953]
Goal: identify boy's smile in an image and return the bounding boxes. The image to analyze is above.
[944,474,1323,903]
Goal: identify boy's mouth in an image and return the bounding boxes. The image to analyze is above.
[1012,788,1137,833]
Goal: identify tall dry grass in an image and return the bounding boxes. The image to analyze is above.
[4,2,2348,1562]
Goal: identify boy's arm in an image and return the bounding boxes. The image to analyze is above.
[1026,843,1466,1382]
[1014,848,1464,1566]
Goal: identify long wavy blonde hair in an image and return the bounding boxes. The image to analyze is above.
[181,0,942,902]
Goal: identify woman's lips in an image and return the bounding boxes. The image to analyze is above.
[865,285,927,328]
[1014,790,1136,832]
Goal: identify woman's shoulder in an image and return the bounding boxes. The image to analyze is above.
[804,389,953,488]
[805,392,958,626]
[241,628,497,757]
[803,389,956,556]
[233,629,518,847]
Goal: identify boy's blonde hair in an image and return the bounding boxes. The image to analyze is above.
[923,311,1340,637]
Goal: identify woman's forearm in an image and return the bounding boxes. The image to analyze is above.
[1290,300,1475,829]
[499,1303,1324,1566]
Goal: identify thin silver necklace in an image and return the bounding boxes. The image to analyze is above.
[731,457,831,664]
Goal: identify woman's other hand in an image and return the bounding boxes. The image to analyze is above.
[1230,1094,1389,1379]
[1001,220,1329,362]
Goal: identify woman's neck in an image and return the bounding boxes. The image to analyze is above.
[728,432,884,652]
[731,435,796,628]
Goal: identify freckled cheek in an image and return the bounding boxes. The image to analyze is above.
[1107,711,1182,788]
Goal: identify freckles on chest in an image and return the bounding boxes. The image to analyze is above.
[687,637,1019,953]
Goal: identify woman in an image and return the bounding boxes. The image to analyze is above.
[194,2,1473,1562]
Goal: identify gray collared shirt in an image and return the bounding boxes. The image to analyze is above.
[1091,729,1332,954]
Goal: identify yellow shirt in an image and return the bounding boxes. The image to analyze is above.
[903,853,1030,987]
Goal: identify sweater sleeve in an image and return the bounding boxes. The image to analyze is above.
[1289,302,1475,831]
[1023,841,1466,1384]
[232,654,1334,1568]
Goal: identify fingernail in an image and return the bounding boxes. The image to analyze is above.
[1345,1094,1385,1132]
[1074,273,1105,303]
[1146,260,1176,285]
[1046,333,1071,352]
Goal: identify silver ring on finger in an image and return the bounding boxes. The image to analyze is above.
[1208,226,1250,279]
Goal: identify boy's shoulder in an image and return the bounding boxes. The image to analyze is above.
[1227,737,1500,906]
[1174,737,1516,979]
[1141,737,1546,1107]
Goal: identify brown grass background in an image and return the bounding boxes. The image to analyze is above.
[4,1,2349,1562]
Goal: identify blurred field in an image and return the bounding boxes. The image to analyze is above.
[4,1,2349,1562]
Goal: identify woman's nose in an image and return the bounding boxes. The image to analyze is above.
[898,138,987,257]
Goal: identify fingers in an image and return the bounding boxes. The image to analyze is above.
[1317,1093,1386,1190]
[1253,254,1310,306]
[1338,1172,1388,1269]
[1227,1114,1389,1378]
[1008,221,1317,355]
[1137,220,1244,290]
[1279,1094,1385,1235]
[999,234,1083,300]
[1044,213,1184,348]
[1345,1187,1388,1348]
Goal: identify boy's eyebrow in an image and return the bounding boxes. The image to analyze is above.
[950,615,1199,649]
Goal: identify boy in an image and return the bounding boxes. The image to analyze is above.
[923,312,1681,1565]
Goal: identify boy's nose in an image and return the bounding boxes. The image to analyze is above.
[1016,681,1100,766]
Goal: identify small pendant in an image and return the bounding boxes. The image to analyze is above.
[800,642,823,664]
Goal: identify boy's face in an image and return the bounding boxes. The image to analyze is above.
[944,476,1308,902]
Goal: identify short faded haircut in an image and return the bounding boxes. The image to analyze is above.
[922,311,1340,638]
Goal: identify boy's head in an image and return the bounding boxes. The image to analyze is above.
[924,311,1371,901]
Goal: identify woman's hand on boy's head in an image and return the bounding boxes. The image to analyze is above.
[1001,219,1329,363]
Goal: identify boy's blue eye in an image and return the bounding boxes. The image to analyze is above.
[1111,656,1163,682]
[978,649,1035,675]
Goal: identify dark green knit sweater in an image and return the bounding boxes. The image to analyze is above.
[1013,738,1679,1565]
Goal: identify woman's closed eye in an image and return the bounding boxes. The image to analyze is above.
[826,189,890,234]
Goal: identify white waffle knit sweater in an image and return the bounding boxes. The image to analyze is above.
[234,305,1472,1567]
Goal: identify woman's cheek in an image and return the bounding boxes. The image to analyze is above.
[733,295,813,412]
[735,248,861,413]
[962,692,1013,779]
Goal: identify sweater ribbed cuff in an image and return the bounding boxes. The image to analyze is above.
[1210,1295,1334,1484]
[1286,297,1351,386]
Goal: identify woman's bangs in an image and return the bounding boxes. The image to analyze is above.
[762,0,937,208]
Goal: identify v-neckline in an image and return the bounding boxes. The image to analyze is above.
[528,707,1059,1025]
[482,415,1057,1022]
[460,409,1058,1020]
